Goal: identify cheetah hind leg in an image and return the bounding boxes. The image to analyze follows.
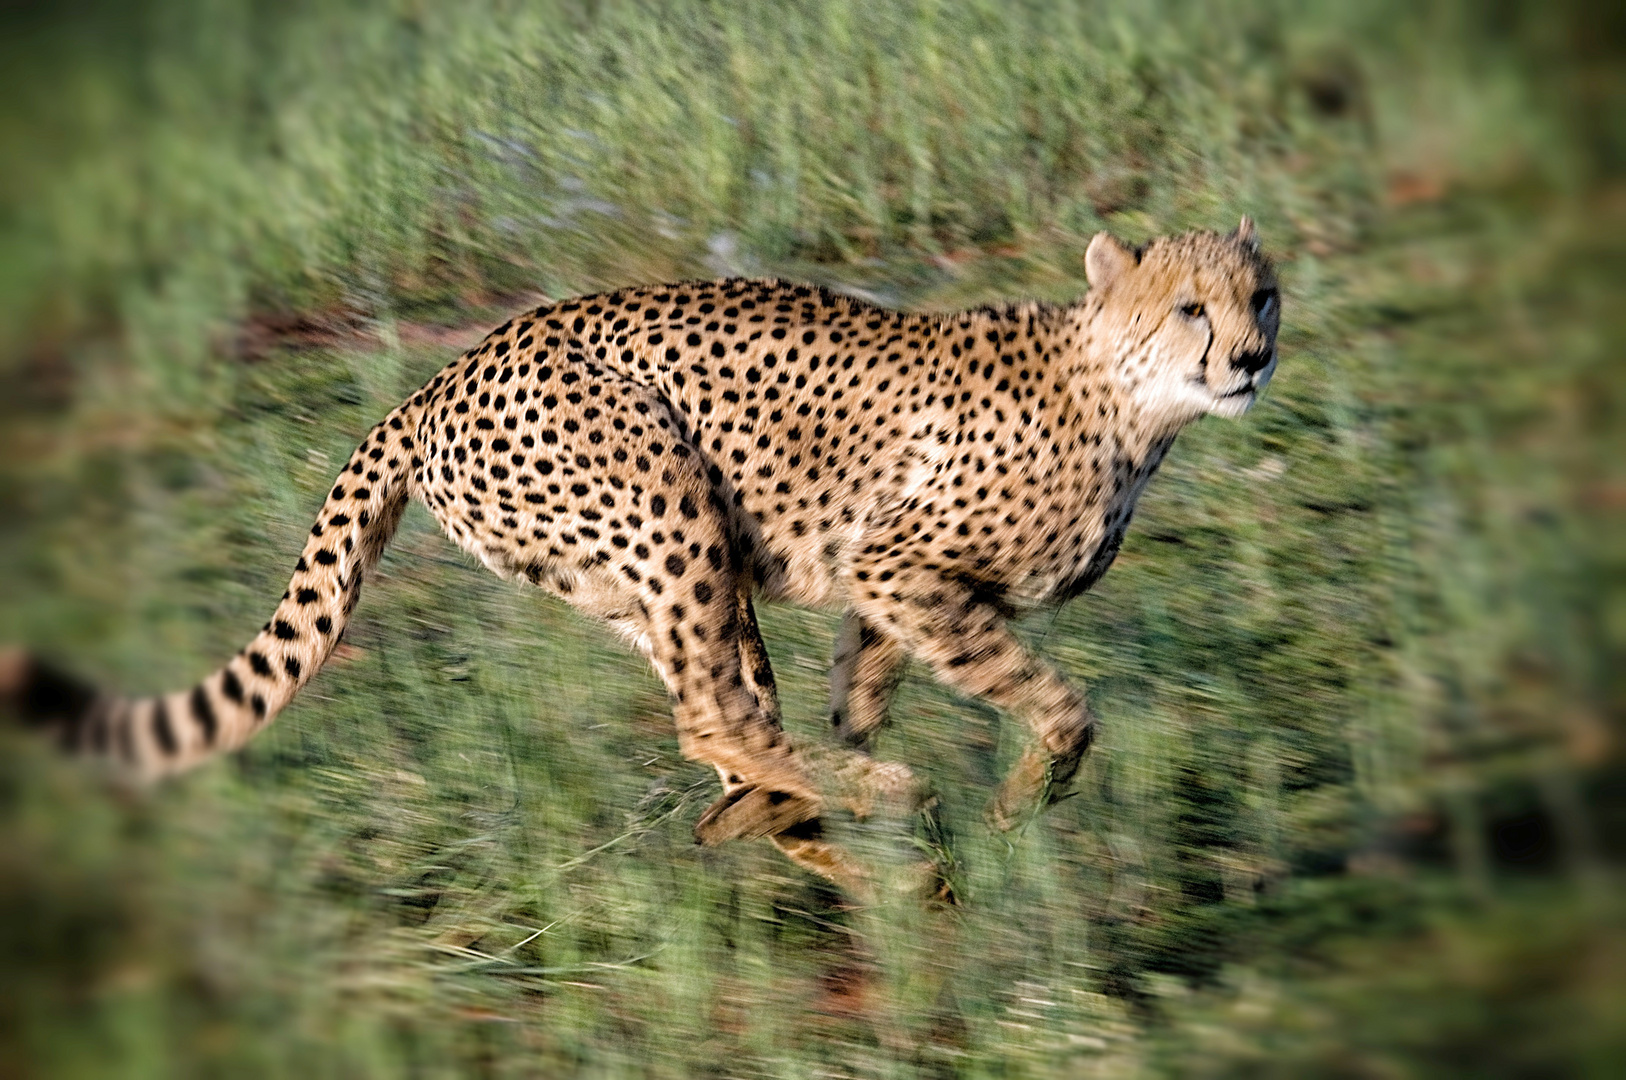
[684,582,910,896]
[691,592,887,897]
[681,578,817,840]
[665,581,832,862]
[510,470,835,879]
[733,585,781,723]
[693,772,874,901]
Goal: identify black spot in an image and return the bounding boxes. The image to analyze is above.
[665,554,687,577]
[251,694,267,719]
[693,581,713,603]
[273,619,297,640]
[248,652,272,677]
[296,588,319,605]
[284,656,302,680]
[314,550,337,565]
[221,669,244,704]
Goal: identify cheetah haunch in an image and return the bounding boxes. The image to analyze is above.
[5,221,1280,894]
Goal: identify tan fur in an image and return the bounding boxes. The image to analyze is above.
[17,222,1279,893]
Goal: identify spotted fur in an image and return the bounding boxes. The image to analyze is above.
[3,221,1280,891]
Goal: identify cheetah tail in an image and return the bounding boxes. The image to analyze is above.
[1,402,422,780]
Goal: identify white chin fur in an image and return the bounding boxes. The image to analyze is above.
[1206,390,1256,418]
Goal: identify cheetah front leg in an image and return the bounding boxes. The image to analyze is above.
[845,559,1096,833]
[828,608,907,752]
[822,607,934,830]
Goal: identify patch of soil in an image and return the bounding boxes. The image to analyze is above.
[235,306,368,362]
[235,291,551,362]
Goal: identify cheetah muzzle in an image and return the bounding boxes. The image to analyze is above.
[3,219,1281,897]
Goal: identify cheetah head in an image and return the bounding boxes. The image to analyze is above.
[1084,217,1280,423]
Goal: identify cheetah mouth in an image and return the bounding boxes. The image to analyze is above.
[1203,380,1260,416]
[1194,364,1258,403]
[1200,377,1255,400]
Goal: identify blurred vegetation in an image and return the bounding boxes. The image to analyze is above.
[0,0,1621,1075]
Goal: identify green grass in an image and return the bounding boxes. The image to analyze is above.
[0,0,1622,1076]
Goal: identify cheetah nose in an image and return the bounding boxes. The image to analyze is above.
[1233,348,1273,376]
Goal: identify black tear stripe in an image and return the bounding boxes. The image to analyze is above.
[152,698,178,756]
[190,684,217,746]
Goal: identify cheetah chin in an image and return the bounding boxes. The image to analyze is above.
[4,218,1280,896]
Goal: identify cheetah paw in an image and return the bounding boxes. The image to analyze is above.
[693,784,822,845]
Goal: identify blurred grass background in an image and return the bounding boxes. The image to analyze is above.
[0,0,1621,1075]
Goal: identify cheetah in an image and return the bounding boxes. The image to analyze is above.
[3,220,1280,893]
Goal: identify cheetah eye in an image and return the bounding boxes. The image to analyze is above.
[1179,301,1205,319]
[1251,288,1278,319]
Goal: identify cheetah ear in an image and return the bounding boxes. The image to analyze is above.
[1234,215,1260,252]
[1085,232,1136,291]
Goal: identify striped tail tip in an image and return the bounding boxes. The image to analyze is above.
[0,647,103,749]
